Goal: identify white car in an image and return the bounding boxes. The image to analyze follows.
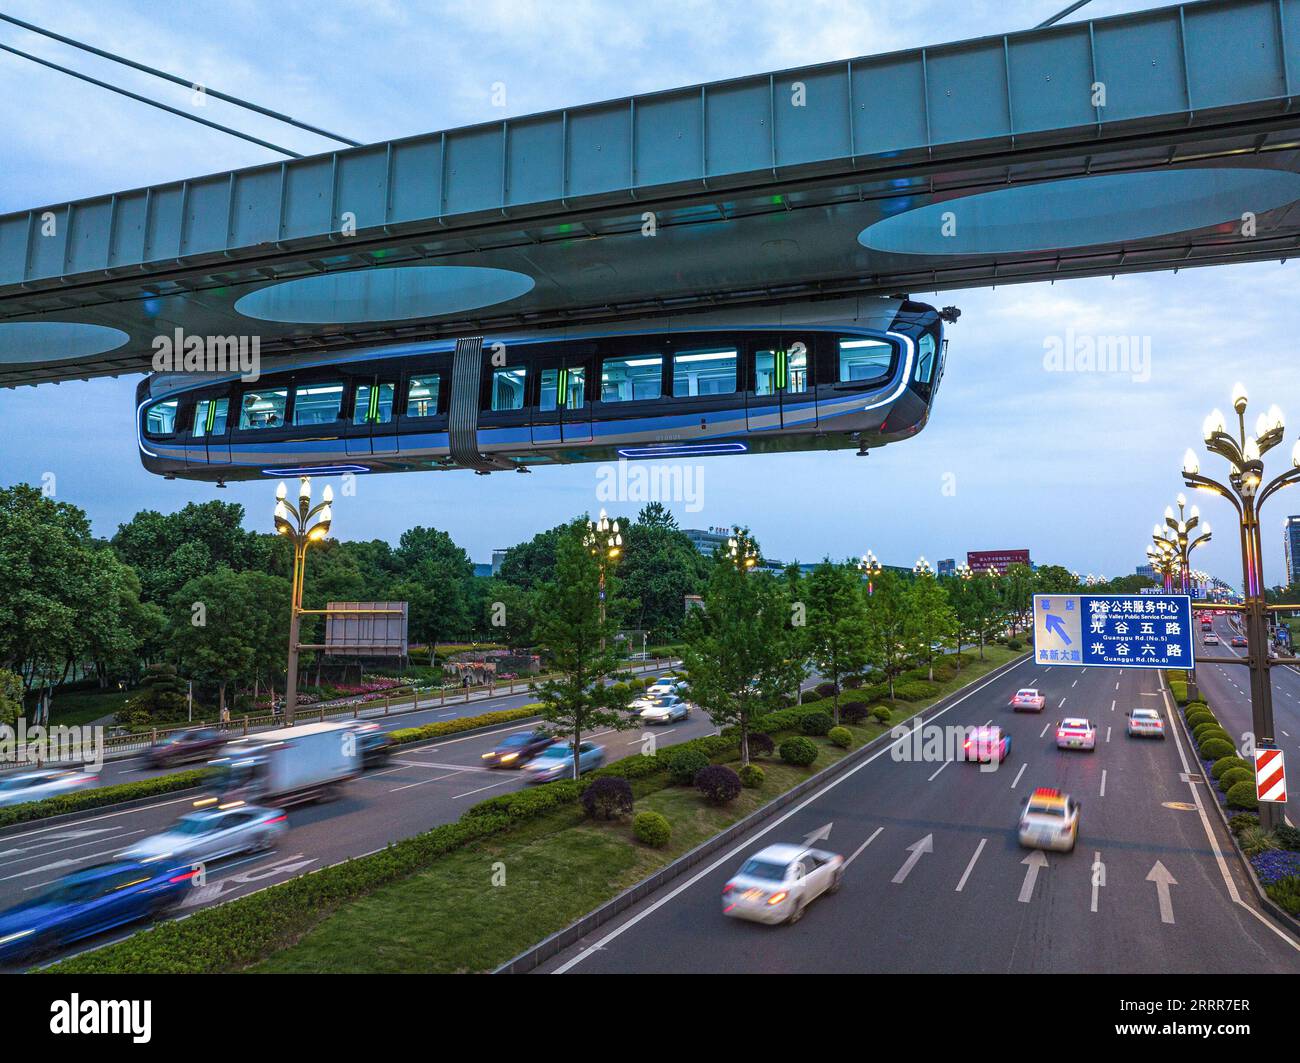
[722,843,845,925]
[639,694,690,724]
[0,769,99,808]
[119,805,286,865]
[645,676,686,698]
[1204,633,1220,646]
[1055,717,1097,751]
[1126,708,1165,738]
[1010,688,1046,712]
[1018,788,1080,852]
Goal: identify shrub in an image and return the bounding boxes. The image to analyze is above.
[1228,812,1260,834]
[666,747,710,786]
[1185,710,1216,730]
[1274,825,1300,851]
[1007,639,1022,651]
[738,763,765,789]
[892,679,940,701]
[389,704,541,746]
[1226,779,1259,810]
[779,736,818,767]
[0,768,210,829]
[871,705,893,724]
[1220,767,1255,793]
[633,810,671,848]
[843,674,864,689]
[463,780,582,822]
[745,732,774,759]
[1211,756,1252,780]
[1237,825,1280,857]
[814,682,838,700]
[580,776,634,820]
[1192,721,1229,743]
[1266,876,1300,916]
[1199,737,1237,761]
[839,701,869,724]
[695,764,742,805]
[800,711,833,736]
[828,726,853,749]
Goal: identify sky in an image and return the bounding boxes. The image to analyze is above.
[1,0,1297,588]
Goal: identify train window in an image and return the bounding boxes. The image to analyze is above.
[354,382,395,425]
[145,399,180,436]
[293,382,345,426]
[838,338,892,382]
[192,397,229,438]
[539,367,587,411]
[490,366,527,411]
[915,335,936,384]
[754,345,809,395]
[406,375,441,417]
[788,342,809,392]
[238,387,288,430]
[601,354,662,402]
[673,348,736,397]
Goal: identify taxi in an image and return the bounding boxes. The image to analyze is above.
[1055,717,1097,751]
[1018,787,1080,852]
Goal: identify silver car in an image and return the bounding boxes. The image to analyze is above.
[639,694,691,724]
[120,805,287,865]
[0,769,99,808]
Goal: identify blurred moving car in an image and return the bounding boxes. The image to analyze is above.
[0,859,193,963]
[145,727,225,768]
[722,844,845,925]
[1010,688,1046,712]
[1231,635,1248,648]
[522,741,605,783]
[0,769,99,808]
[961,725,1011,763]
[639,694,691,724]
[1018,787,1080,852]
[347,722,392,769]
[1125,708,1165,738]
[645,676,686,698]
[1055,717,1097,751]
[481,728,553,768]
[119,805,286,865]
[1204,633,1220,646]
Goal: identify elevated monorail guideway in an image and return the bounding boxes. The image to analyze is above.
[6,0,1300,478]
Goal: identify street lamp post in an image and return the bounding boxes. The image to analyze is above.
[584,509,622,648]
[1183,383,1300,831]
[1163,494,1212,594]
[860,550,882,594]
[274,477,332,725]
[726,530,759,570]
[913,555,933,578]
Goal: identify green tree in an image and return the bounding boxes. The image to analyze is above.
[863,570,912,698]
[1001,563,1036,636]
[906,573,957,681]
[532,521,634,779]
[803,560,870,723]
[1035,564,1079,595]
[497,523,569,590]
[0,668,23,727]
[682,541,802,765]
[617,505,709,640]
[169,567,259,718]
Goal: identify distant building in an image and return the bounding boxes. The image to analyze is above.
[474,563,493,578]
[683,527,733,557]
[1135,563,1157,581]
[1285,517,1300,587]
[491,548,509,575]
[967,548,1031,575]
[937,558,956,577]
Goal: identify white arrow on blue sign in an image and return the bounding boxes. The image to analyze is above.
[1032,594,1195,669]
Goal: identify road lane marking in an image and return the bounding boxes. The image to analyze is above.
[844,827,883,869]
[1105,727,1111,743]
[955,839,987,892]
[1038,722,1051,738]
[1099,770,1107,797]
[552,655,1033,972]
[1110,699,1116,712]
[1019,851,1047,902]
[1059,697,1067,708]
[388,770,468,793]
[1071,679,1078,688]
[393,760,493,772]
[1090,851,1102,912]
[1010,763,1027,789]
[927,761,951,782]
[452,777,519,800]
[1147,861,1177,925]
[891,834,933,884]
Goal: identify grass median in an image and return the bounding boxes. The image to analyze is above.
[45,645,1023,974]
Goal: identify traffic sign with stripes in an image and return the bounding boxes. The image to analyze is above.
[1255,748,1287,804]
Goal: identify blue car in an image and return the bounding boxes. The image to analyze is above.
[0,859,194,964]
[521,741,606,783]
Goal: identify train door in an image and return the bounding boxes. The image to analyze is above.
[350,374,398,457]
[746,336,815,431]
[531,346,593,445]
[191,394,232,466]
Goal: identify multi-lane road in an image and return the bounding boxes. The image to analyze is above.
[0,664,722,968]
[543,653,1300,973]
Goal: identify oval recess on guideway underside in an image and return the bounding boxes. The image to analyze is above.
[857,168,1300,256]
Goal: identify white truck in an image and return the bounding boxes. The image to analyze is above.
[209,721,362,806]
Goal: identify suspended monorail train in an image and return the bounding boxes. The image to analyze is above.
[136,296,954,483]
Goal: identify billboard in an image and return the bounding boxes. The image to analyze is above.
[324,602,408,657]
[967,549,1030,574]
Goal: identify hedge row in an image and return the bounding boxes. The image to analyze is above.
[0,769,211,829]
[387,705,543,746]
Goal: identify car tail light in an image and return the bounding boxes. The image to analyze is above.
[767,891,788,905]
[169,869,199,884]
[265,814,287,825]
[722,883,734,895]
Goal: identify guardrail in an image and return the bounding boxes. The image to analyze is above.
[92,657,675,756]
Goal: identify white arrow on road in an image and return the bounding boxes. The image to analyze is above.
[0,827,123,859]
[891,834,933,884]
[179,854,318,909]
[1019,850,1048,902]
[1146,861,1178,924]
[802,823,832,847]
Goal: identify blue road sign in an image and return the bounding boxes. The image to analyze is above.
[1033,594,1195,669]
